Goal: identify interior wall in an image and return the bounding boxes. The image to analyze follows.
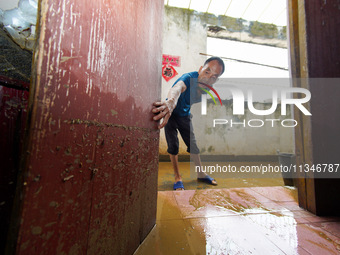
[191,102,294,156]
[8,0,163,254]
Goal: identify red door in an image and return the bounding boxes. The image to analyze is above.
[9,0,163,254]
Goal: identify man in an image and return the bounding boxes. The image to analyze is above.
[152,57,225,190]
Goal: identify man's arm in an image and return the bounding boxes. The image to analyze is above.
[152,81,187,129]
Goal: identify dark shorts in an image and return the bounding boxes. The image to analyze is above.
[164,114,200,155]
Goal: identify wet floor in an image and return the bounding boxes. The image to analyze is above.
[135,186,340,255]
[134,162,340,254]
[157,161,285,191]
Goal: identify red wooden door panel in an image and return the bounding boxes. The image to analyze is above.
[11,0,163,254]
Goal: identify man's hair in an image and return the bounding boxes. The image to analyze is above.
[204,56,225,75]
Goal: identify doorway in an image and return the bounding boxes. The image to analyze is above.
[159,0,295,192]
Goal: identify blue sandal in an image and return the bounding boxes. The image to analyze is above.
[173,181,185,190]
[197,175,217,186]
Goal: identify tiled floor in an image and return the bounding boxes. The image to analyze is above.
[135,187,340,255]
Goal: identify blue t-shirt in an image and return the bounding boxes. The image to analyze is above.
[171,71,201,117]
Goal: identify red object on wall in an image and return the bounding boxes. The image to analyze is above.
[162,65,178,82]
[8,0,163,254]
[162,54,181,67]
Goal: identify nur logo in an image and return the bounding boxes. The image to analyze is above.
[200,84,312,117]
[199,83,223,106]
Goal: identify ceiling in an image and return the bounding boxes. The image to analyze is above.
[164,0,287,26]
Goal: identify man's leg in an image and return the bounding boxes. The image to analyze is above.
[177,115,217,185]
[165,116,184,190]
[169,154,184,190]
[191,153,217,185]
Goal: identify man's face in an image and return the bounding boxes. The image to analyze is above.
[197,60,223,88]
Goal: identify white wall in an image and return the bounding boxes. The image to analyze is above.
[191,102,295,155]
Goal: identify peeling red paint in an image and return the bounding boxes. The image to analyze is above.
[12,0,163,254]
